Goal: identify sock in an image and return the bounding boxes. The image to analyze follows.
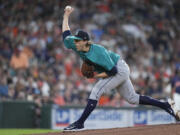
[77,99,97,124]
[139,95,169,111]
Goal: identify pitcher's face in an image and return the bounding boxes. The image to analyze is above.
[74,39,87,51]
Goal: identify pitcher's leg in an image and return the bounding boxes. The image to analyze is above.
[89,71,128,100]
[118,78,179,120]
[89,77,115,100]
[76,71,129,128]
[117,78,139,105]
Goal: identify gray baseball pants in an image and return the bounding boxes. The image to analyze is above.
[89,59,140,105]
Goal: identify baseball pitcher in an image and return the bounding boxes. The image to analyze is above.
[62,6,180,131]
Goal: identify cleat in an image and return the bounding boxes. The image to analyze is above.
[63,121,84,131]
[175,111,180,122]
[167,99,180,121]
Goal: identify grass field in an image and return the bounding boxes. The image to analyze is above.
[0,129,60,135]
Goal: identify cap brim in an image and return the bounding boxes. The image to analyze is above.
[71,36,83,40]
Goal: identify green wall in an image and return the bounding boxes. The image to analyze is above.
[0,101,52,129]
[0,102,3,127]
[40,104,52,129]
[0,101,35,128]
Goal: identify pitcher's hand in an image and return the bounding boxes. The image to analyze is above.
[64,6,74,16]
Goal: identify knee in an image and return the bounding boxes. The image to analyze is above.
[89,91,99,100]
[126,93,140,105]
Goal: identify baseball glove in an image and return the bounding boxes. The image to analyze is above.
[81,61,94,78]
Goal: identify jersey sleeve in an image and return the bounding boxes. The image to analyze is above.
[63,30,71,41]
[64,36,76,50]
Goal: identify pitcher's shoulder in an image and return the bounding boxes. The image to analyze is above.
[91,44,106,50]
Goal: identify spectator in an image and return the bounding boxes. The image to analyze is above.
[10,47,29,69]
[0,75,8,99]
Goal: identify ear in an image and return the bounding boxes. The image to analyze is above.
[85,41,89,46]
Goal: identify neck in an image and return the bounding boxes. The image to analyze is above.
[83,45,90,52]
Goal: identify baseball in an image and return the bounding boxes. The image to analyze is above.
[65,6,72,10]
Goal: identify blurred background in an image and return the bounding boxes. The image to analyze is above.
[0,0,180,129]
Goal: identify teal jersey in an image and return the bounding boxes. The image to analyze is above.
[64,35,120,73]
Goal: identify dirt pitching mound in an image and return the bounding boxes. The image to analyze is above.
[30,123,180,135]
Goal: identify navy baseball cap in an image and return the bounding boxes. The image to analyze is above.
[72,30,90,41]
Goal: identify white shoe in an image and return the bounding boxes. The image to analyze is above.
[168,99,180,121]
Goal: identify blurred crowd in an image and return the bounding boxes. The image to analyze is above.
[0,0,180,108]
